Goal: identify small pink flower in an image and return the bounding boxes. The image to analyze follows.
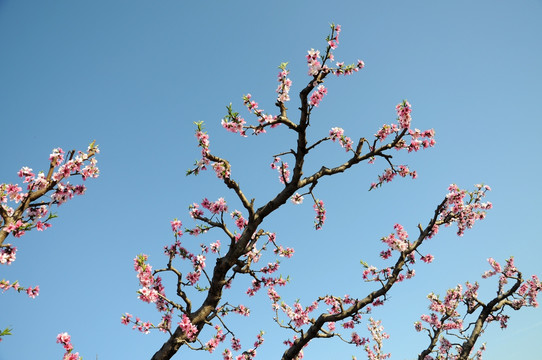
[291,193,304,204]
[26,286,39,298]
[121,313,133,325]
[310,85,327,107]
[178,314,198,341]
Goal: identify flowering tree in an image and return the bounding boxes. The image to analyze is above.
[0,141,99,346]
[120,25,540,360]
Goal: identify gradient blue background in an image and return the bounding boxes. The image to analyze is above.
[1,1,541,359]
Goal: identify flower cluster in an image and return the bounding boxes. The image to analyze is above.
[403,128,436,152]
[0,279,39,298]
[329,127,353,152]
[374,101,435,148]
[418,286,464,332]
[396,100,412,129]
[270,157,290,184]
[381,223,411,253]
[222,331,265,360]
[230,210,247,230]
[439,184,492,236]
[482,257,541,308]
[306,49,322,76]
[273,244,295,258]
[309,85,327,107]
[201,197,228,215]
[212,161,231,180]
[204,325,226,353]
[369,101,437,190]
[327,23,340,49]
[121,311,169,335]
[276,63,292,103]
[1,143,99,236]
[290,193,304,205]
[246,275,288,297]
[179,314,198,341]
[364,318,391,360]
[281,301,318,328]
[122,313,154,334]
[313,199,326,230]
[56,332,82,360]
[242,94,278,133]
[134,254,163,305]
[369,165,417,190]
[221,104,247,137]
[196,126,211,155]
[333,59,365,76]
[307,24,365,80]
[171,219,183,237]
[277,294,386,357]
[351,331,369,346]
[0,246,16,264]
[188,122,212,175]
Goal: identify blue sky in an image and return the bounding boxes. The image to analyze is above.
[1,1,541,359]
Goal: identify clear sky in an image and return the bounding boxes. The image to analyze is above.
[1,1,541,359]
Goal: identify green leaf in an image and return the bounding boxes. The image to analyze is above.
[0,327,13,337]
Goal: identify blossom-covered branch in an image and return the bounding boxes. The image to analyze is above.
[120,24,539,360]
[280,185,491,360]
[1,142,99,342]
[416,257,541,360]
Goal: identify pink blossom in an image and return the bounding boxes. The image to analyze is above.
[234,304,251,317]
[231,210,248,229]
[271,157,291,184]
[26,285,39,298]
[342,320,355,329]
[212,161,231,179]
[189,203,204,218]
[56,332,71,348]
[138,287,159,303]
[186,271,201,285]
[283,302,311,328]
[351,332,368,346]
[0,246,16,264]
[49,148,65,166]
[207,197,228,214]
[63,353,80,360]
[193,254,206,270]
[396,100,412,129]
[329,127,353,151]
[291,193,304,204]
[210,240,221,253]
[170,219,183,236]
[178,314,198,341]
[221,114,246,136]
[421,254,434,263]
[231,337,242,351]
[276,67,292,103]
[313,199,326,230]
[310,85,327,107]
[357,60,365,69]
[274,245,295,258]
[306,49,322,75]
[121,313,133,325]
